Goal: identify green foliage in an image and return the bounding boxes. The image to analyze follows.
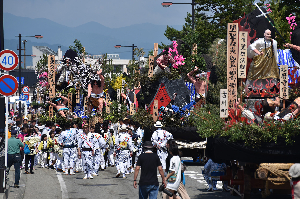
[132,108,154,128]
[36,54,48,73]
[206,39,227,105]
[69,39,87,57]
[103,101,127,123]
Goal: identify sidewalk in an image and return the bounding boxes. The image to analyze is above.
[5,166,62,199]
[5,167,27,199]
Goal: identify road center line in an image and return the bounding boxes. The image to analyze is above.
[56,172,69,199]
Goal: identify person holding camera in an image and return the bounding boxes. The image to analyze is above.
[133,141,166,199]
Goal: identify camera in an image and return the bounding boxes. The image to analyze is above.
[159,185,173,197]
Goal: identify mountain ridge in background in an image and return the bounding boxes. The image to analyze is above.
[3,13,182,66]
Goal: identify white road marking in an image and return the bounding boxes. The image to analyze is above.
[185,171,223,189]
[56,172,69,199]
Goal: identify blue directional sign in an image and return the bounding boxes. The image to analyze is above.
[19,93,29,101]
[0,75,18,96]
[16,77,24,85]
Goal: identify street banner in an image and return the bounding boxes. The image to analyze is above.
[48,55,55,99]
[238,31,247,78]
[227,23,238,109]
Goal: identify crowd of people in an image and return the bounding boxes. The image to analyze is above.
[1,112,198,199]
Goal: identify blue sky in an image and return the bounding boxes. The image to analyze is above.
[4,0,194,28]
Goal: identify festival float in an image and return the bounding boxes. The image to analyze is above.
[32,4,300,198]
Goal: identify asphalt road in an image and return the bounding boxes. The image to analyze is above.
[6,162,292,199]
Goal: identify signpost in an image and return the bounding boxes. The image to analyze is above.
[0,50,18,71]
[0,49,19,188]
[0,75,18,96]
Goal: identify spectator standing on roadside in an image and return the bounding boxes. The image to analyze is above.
[133,141,166,199]
[7,130,24,188]
[289,163,300,199]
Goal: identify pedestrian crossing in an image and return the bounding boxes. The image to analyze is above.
[184,170,223,189]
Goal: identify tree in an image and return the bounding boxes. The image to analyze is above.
[69,39,87,58]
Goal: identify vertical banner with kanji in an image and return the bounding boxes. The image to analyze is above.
[130,103,135,115]
[238,31,247,78]
[48,55,56,99]
[152,100,158,122]
[227,23,238,109]
[106,93,110,114]
[76,89,80,103]
[84,97,88,113]
[280,65,289,99]
[220,89,228,118]
[154,43,158,57]
[148,55,154,77]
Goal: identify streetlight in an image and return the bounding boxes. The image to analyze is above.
[114,44,137,60]
[162,1,197,30]
[15,34,43,121]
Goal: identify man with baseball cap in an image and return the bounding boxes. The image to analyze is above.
[133,141,166,199]
[7,130,24,188]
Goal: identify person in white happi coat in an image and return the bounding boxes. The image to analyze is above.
[70,122,82,173]
[151,121,173,170]
[106,129,115,167]
[91,126,106,176]
[78,124,96,179]
[58,123,77,175]
[114,124,134,178]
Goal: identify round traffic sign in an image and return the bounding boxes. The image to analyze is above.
[0,75,19,96]
[0,50,19,71]
[22,86,29,93]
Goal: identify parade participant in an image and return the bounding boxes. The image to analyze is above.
[48,131,57,169]
[58,123,77,175]
[247,29,279,81]
[70,121,81,173]
[165,145,181,199]
[92,125,106,176]
[151,121,173,170]
[24,129,39,174]
[46,93,69,118]
[115,124,134,178]
[87,69,105,112]
[155,47,175,74]
[106,129,115,167]
[289,163,300,199]
[133,141,166,199]
[7,130,24,188]
[133,122,143,168]
[38,134,52,168]
[78,124,95,179]
[187,66,207,102]
[54,128,64,171]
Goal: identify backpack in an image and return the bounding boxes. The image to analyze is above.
[24,144,30,155]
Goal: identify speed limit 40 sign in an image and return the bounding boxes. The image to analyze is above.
[0,50,19,71]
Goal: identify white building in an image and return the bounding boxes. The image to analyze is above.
[32,46,63,69]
